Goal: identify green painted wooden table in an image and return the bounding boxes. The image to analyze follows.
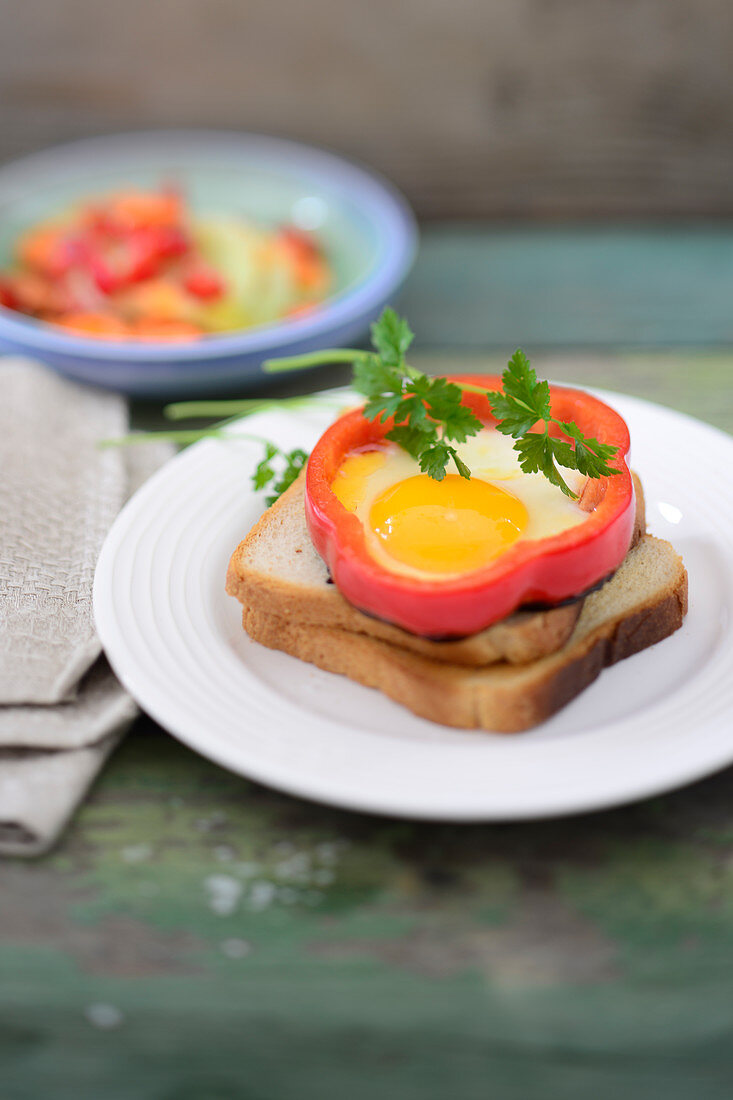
[4,227,733,1100]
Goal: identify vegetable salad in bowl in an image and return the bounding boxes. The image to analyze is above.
[0,187,332,341]
[0,131,416,395]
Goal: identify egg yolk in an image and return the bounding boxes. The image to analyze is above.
[369,474,528,575]
[331,450,388,511]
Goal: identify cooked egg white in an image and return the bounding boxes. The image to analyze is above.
[330,427,588,580]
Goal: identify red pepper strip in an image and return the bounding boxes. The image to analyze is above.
[89,253,121,295]
[0,276,18,310]
[183,264,226,300]
[305,376,635,637]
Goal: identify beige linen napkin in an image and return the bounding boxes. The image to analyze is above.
[0,358,171,856]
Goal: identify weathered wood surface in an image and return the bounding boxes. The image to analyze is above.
[6,727,733,1099]
[399,225,733,352]
[4,229,733,1099]
[3,1,733,218]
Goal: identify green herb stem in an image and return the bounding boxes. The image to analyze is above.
[99,428,271,448]
[455,381,490,396]
[163,395,315,421]
[263,349,372,373]
[458,380,543,418]
[164,400,273,420]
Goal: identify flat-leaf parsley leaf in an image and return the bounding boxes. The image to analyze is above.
[485,350,620,497]
[253,445,308,505]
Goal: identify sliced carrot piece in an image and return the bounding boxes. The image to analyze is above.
[11,271,70,315]
[276,227,330,292]
[54,312,131,338]
[17,225,71,278]
[130,317,204,341]
[125,278,194,321]
[106,190,184,231]
[294,255,330,292]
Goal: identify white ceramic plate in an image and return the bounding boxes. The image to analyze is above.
[94,389,733,820]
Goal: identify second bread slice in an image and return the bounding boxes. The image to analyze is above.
[243,534,687,732]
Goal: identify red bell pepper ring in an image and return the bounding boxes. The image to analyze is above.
[305,376,635,637]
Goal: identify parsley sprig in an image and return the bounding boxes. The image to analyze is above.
[99,396,313,506]
[485,349,620,497]
[265,308,620,496]
[253,444,308,506]
[352,312,481,481]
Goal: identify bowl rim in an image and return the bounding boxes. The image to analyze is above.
[0,129,418,364]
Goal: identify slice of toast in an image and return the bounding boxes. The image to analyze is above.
[242,534,687,732]
[227,472,646,667]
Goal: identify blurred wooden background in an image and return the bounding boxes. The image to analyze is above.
[2,0,733,218]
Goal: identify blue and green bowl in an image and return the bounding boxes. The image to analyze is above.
[0,131,417,397]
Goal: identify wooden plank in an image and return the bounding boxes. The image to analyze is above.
[398,226,733,349]
[2,1,733,217]
[4,720,733,1099]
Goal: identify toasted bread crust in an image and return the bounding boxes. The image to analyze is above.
[227,472,646,667]
[241,534,686,732]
